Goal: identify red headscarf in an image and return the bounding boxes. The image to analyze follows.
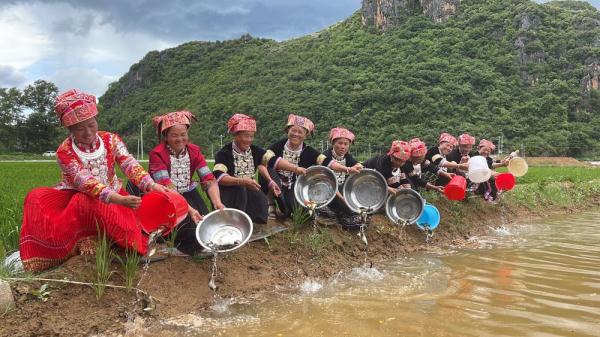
[408,138,427,157]
[438,132,457,146]
[54,89,97,127]
[152,110,196,138]
[458,133,476,145]
[478,139,496,152]
[387,140,411,160]
[286,114,315,136]
[329,127,355,143]
[227,113,257,133]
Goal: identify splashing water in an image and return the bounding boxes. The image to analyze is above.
[300,278,323,294]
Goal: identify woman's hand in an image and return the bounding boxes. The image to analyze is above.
[111,194,142,209]
[213,201,226,211]
[387,187,399,195]
[347,166,360,174]
[294,166,307,175]
[238,177,261,191]
[188,206,203,224]
[150,183,170,193]
[429,184,444,193]
[268,180,282,197]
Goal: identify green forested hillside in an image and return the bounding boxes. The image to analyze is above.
[99,0,600,158]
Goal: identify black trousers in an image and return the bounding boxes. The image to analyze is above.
[126,181,210,255]
[219,184,268,224]
[258,167,297,218]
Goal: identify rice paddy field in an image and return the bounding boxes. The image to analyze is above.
[1,162,600,260]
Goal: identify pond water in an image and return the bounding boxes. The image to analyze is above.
[147,210,600,337]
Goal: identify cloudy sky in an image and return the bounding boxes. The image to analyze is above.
[0,0,598,96]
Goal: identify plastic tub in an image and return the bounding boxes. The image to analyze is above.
[468,156,492,183]
[508,157,528,177]
[136,190,188,235]
[495,172,516,191]
[415,203,440,231]
[444,175,467,201]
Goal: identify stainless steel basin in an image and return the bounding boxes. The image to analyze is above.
[343,168,387,214]
[294,165,338,209]
[195,208,253,253]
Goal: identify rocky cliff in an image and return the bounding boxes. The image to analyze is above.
[361,0,459,30]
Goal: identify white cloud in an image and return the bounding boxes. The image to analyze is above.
[46,67,116,97]
[0,5,51,70]
[0,2,173,94]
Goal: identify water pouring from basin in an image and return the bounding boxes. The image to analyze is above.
[195,208,253,253]
[385,189,425,224]
[294,166,338,212]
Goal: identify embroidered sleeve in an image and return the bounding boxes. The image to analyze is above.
[197,165,215,183]
[112,134,153,192]
[57,143,114,202]
[213,150,230,181]
[149,150,173,187]
[263,149,277,167]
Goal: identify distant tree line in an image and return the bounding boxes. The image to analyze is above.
[0,80,64,154]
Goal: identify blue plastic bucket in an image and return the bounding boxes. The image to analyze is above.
[415,203,440,231]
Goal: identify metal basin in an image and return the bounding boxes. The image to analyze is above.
[294,166,338,209]
[343,168,387,214]
[195,208,253,253]
[385,189,425,224]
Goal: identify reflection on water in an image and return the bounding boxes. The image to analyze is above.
[152,211,600,337]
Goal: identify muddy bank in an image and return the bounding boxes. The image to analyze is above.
[1,190,599,337]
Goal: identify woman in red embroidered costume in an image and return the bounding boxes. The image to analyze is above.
[19,89,170,272]
[147,110,225,255]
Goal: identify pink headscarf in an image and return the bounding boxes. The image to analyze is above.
[329,127,355,143]
[286,114,315,136]
[478,139,496,152]
[387,140,411,160]
[438,132,457,146]
[408,138,427,157]
[227,113,257,133]
[458,133,476,145]
[54,89,97,127]
[152,110,196,138]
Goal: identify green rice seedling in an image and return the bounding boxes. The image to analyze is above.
[291,204,312,231]
[307,228,332,255]
[165,225,180,255]
[93,227,115,299]
[31,283,51,302]
[115,248,139,292]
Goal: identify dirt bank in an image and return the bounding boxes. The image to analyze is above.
[1,193,598,337]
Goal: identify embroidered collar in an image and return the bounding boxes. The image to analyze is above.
[72,134,100,153]
[232,141,252,156]
[167,144,187,159]
[284,140,303,153]
[331,148,346,161]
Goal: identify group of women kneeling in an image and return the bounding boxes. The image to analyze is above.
[18,89,508,272]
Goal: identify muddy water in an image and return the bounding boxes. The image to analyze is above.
[153,211,600,337]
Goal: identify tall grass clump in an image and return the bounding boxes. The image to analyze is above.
[93,228,115,299]
[291,204,312,231]
[116,248,139,292]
